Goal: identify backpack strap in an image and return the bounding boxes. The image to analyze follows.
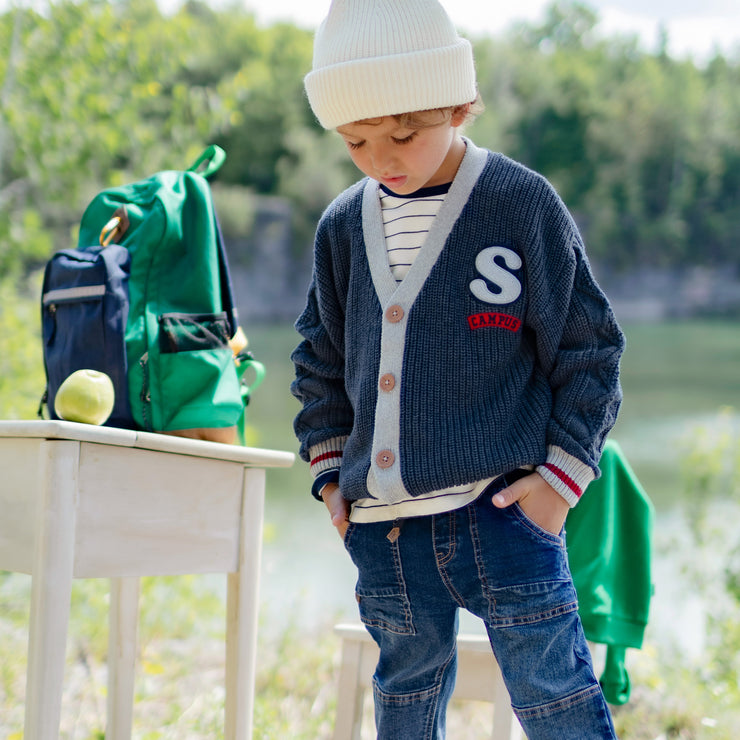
[189,145,238,336]
[215,215,239,337]
[187,145,237,334]
[187,145,226,179]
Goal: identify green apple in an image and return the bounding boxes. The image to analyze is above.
[54,369,115,426]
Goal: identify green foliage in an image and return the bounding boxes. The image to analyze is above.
[610,648,740,739]
[0,272,46,419]
[676,413,740,708]
[0,567,340,737]
[212,16,317,193]
[2,0,739,282]
[252,618,338,738]
[468,5,740,269]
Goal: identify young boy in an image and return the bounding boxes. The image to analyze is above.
[291,1,624,737]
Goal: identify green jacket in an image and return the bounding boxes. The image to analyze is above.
[566,439,654,705]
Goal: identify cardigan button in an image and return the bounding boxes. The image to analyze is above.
[376,449,395,469]
[385,304,404,323]
[379,373,396,392]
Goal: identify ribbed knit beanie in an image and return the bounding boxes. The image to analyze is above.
[305,0,477,130]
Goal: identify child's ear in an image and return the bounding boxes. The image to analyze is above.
[451,103,471,128]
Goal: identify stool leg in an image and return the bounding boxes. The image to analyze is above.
[225,467,266,740]
[333,638,366,740]
[107,577,141,739]
[491,663,523,740]
[25,440,79,739]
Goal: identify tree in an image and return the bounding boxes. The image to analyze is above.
[469,3,740,269]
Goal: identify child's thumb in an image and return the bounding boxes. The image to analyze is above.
[329,499,350,526]
[492,483,524,509]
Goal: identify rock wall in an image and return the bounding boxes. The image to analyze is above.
[226,197,740,325]
[227,197,312,325]
[594,263,740,323]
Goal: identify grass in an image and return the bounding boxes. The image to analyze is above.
[2,576,740,738]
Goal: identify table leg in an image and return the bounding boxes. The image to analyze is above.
[24,440,80,739]
[225,467,266,740]
[107,576,141,739]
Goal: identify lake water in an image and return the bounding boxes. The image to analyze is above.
[256,410,735,660]
[243,320,740,663]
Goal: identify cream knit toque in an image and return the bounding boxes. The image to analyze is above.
[305,0,477,130]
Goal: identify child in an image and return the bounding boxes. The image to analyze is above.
[291,1,624,737]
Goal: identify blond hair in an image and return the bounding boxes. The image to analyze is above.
[353,96,484,130]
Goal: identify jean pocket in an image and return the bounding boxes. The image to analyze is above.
[355,586,414,635]
[344,523,414,635]
[509,502,565,547]
[488,578,578,627]
[342,521,355,547]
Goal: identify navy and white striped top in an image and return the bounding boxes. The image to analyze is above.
[380,183,450,282]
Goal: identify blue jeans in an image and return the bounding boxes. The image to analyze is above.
[342,477,617,739]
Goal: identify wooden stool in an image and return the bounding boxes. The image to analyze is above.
[333,623,523,740]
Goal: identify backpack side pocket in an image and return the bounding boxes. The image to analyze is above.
[41,245,133,428]
[148,311,242,432]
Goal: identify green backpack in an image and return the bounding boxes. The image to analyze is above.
[72,145,263,441]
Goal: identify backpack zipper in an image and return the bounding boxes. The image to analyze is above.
[42,284,106,305]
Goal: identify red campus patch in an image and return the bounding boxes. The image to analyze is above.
[467,312,522,332]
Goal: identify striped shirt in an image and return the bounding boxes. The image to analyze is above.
[380,183,450,282]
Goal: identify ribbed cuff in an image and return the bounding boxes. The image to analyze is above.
[536,445,595,508]
[309,435,349,477]
[311,469,340,502]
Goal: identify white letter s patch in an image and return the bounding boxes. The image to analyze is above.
[469,246,522,305]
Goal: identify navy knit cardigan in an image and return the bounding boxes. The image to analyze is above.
[291,141,624,508]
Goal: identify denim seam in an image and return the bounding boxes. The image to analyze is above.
[425,641,456,740]
[390,534,415,633]
[436,566,465,608]
[433,510,457,567]
[467,496,496,625]
[360,615,414,635]
[512,682,604,719]
[372,679,441,705]
[433,511,466,607]
[342,521,355,548]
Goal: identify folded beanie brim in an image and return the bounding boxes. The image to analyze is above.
[305,37,476,129]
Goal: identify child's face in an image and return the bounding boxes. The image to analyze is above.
[336,110,467,194]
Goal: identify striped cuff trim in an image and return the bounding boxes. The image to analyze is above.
[312,449,343,467]
[536,445,595,508]
[309,436,349,478]
[542,463,582,498]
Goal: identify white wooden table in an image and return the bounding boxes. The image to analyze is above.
[0,419,294,739]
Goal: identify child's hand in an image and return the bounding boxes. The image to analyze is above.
[492,472,569,535]
[321,482,350,539]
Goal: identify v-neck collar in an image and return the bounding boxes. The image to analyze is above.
[362,139,489,307]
